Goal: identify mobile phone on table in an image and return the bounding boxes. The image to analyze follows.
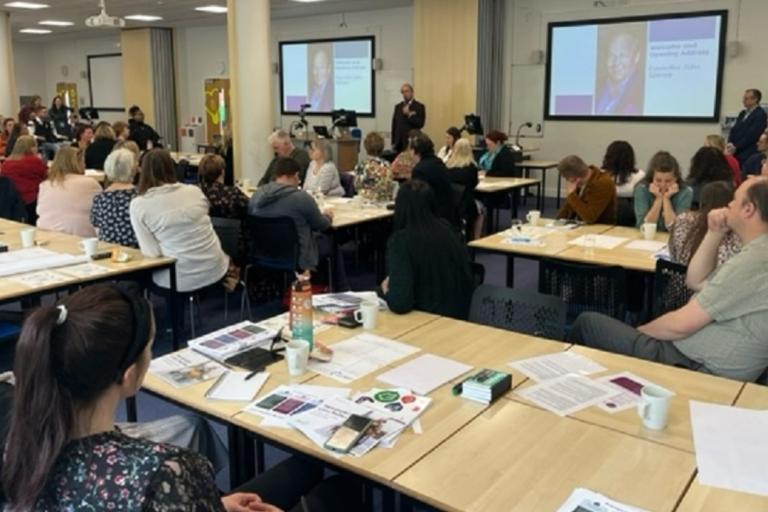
[323,414,372,454]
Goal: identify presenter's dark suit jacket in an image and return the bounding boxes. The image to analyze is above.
[728,107,767,166]
[391,99,426,152]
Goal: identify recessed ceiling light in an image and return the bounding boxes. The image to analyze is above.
[38,20,74,26]
[4,1,49,8]
[195,5,227,14]
[20,28,52,34]
[125,14,163,22]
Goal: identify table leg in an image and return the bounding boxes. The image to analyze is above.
[227,426,246,488]
[522,167,529,206]
[125,397,137,422]
[381,487,396,511]
[536,182,543,211]
[255,436,265,474]
[169,262,180,351]
[556,173,563,209]
[506,255,515,287]
[541,168,547,212]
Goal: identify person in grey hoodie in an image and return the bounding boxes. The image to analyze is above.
[249,157,347,288]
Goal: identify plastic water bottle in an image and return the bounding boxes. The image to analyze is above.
[289,272,314,351]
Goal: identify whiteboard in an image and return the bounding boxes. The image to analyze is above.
[88,54,124,110]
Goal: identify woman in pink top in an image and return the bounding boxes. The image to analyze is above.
[37,147,102,237]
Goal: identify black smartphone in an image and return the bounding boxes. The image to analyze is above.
[324,414,372,453]
[338,315,361,329]
[91,251,112,260]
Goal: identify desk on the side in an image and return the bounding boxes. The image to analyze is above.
[468,222,614,286]
[676,383,768,511]
[393,398,695,512]
[514,159,560,211]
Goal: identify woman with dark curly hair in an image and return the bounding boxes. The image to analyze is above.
[686,146,734,207]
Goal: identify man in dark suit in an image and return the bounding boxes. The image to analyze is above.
[391,83,425,152]
[128,105,162,150]
[727,89,767,166]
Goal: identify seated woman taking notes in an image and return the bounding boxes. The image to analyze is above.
[380,180,474,319]
[303,138,344,197]
[633,151,692,232]
[0,283,362,511]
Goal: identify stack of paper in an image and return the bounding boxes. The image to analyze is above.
[624,240,667,252]
[150,349,227,389]
[187,320,277,360]
[205,371,269,402]
[0,248,88,277]
[508,352,606,382]
[690,401,768,496]
[516,374,617,416]
[308,334,420,383]
[376,354,472,395]
[568,235,628,250]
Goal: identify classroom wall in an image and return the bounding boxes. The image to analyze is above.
[502,0,768,193]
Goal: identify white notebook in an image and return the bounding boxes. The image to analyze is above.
[205,370,269,402]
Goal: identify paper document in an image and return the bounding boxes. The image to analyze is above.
[312,291,382,313]
[0,248,88,277]
[8,269,70,287]
[288,397,371,452]
[596,372,655,413]
[205,371,269,402]
[149,349,227,389]
[187,320,277,360]
[557,488,648,512]
[57,262,112,279]
[568,235,628,250]
[308,333,419,383]
[508,352,606,382]
[690,400,768,496]
[245,384,351,426]
[516,374,616,416]
[376,354,472,395]
[624,240,667,252]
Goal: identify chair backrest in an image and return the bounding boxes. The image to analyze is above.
[538,258,627,321]
[339,171,356,198]
[471,262,485,287]
[616,197,636,227]
[210,216,241,259]
[469,284,567,340]
[245,215,300,271]
[653,258,694,317]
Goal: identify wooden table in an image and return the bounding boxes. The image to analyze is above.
[676,383,768,511]
[515,159,560,210]
[229,317,569,487]
[510,345,744,453]
[475,175,542,232]
[0,219,175,303]
[393,399,696,512]
[469,221,615,286]
[556,225,670,273]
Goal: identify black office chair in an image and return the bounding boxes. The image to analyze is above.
[616,197,636,227]
[242,215,300,318]
[471,262,486,287]
[538,258,627,322]
[652,259,693,318]
[211,217,244,321]
[469,284,567,340]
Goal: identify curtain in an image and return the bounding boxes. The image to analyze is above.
[150,28,178,150]
[476,0,505,133]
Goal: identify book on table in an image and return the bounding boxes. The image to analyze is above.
[460,369,512,404]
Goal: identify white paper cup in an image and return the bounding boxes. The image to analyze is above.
[79,237,99,257]
[285,341,310,376]
[20,228,35,248]
[526,210,541,226]
[640,222,657,241]
[637,385,673,430]
[242,178,252,190]
[353,301,379,330]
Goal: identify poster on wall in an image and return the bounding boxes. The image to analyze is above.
[56,82,79,112]
[204,78,230,146]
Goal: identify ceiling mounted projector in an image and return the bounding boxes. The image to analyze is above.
[85,0,126,28]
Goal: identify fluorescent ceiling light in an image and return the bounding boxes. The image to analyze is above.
[125,14,163,21]
[5,2,48,8]
[38,20,74,26]
[20,28,51,34]
[292,0,326,2]
[195,5,227,14]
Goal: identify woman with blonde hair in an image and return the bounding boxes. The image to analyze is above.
[303,138,344,197]
[0,134,47,223]
[446,138,483,239]
[112,120,130,142]
[705,134,740,185]
[85,122,117,171]
[37,147,102,236]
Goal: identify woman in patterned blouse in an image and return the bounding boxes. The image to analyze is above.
[91,148,140,248]
[199,154,249,219]
[669,180,742,266]
[1,283,361,511]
